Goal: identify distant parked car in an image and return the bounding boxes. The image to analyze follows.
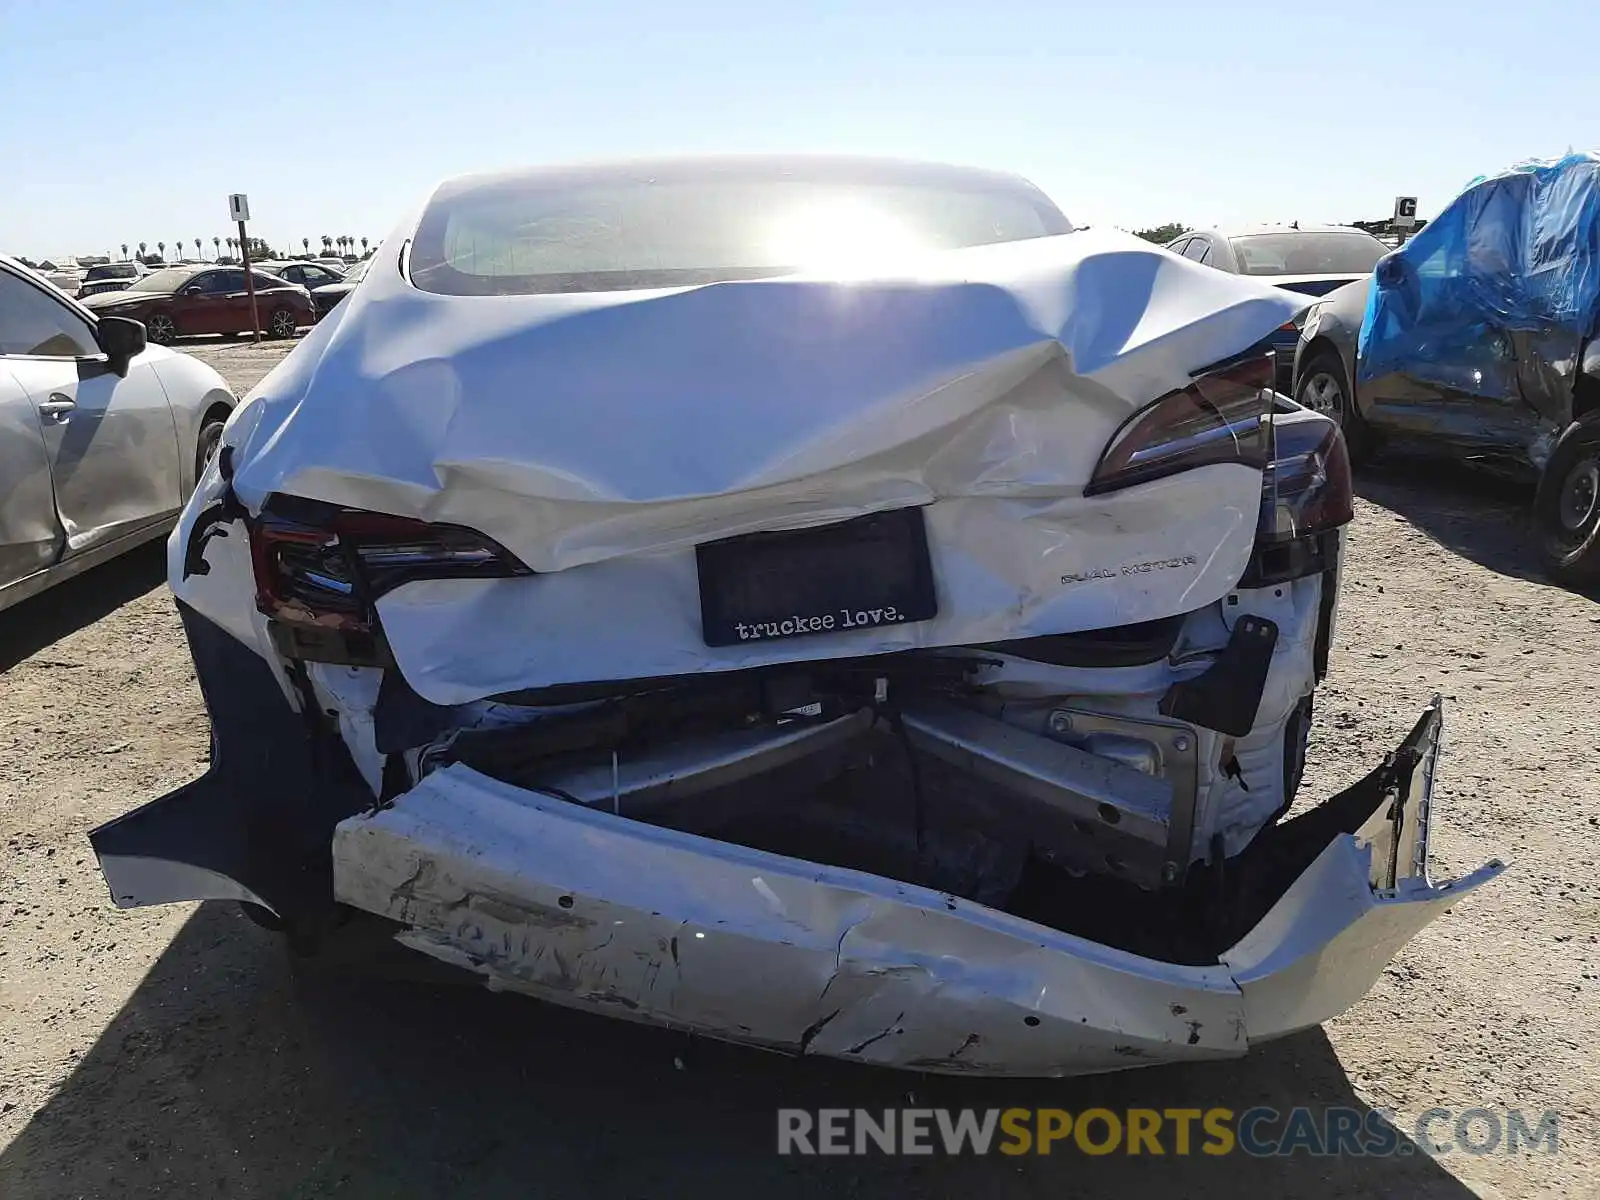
[0,254,237,612]
[299,256,368,317]
[77,261,148,299]
[1167,225,1390,389]
[78,265,315,343]
[256,260,348,318]
[1289,278,1371,434]
[257,259,344,287]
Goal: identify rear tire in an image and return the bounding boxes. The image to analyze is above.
[194,417,226,487]
[1536,413,1600,587]
[237,900,285,932]
[1278,692,1313,820]
[266,306,298,339]
[236,901,327,957]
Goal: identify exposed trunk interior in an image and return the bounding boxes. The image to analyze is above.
[406,646,1390,968]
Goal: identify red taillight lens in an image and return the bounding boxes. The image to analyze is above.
[1085,352,1275,496]
[1257,409,1354,543]
[249,496,531,631]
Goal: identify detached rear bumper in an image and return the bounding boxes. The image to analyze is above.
[89,610,1501,1077]
[327,699,1500,1076]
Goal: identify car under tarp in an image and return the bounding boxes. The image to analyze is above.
[1359,150,1600,429]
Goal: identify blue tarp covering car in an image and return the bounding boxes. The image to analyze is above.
[1359,151,1600,426]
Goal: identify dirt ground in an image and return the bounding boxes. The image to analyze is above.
[2,341,1597,1199]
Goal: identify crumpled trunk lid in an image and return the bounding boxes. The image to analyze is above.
[224,230,1305,702]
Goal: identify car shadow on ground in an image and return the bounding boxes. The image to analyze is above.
[0,904,1480,1199]
[0,542,166,672]
[1354,453,1568,587]
[169,333,306,348]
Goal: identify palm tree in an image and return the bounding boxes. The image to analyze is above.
[360,236,369,256]
[157,241,166,262]
[302,237,310,257]
[213,236,221,260]
[322,235,332,254]
[194,238,203,260]
[120,242,129,261]
[138,241,147,263]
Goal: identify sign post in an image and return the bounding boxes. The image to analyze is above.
[228,193,262,343]
[1393,195,1418,246]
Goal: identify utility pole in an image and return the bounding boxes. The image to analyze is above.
[229,194,262,342]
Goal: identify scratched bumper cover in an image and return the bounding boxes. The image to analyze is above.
[329,698,1502,1076]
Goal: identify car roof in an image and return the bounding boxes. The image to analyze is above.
[142,264,275,283]
[1211,224,1383,240]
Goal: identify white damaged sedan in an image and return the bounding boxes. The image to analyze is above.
[91,156,1501,1076]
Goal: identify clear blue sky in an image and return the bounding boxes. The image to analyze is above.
[4,0,1597,258]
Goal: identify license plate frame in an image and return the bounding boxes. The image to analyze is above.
[695,508,938,648]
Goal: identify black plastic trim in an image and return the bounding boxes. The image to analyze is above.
[1159,614,1279,736]
[89,604,372,923]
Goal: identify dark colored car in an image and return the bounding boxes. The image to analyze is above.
[1294,276,1600,583]
[256,260,350,320]
[77,261,148,299]
[257,259,343,289]
[300,257,368,316]
[79,265,315,344]
[1167,226,1390,390]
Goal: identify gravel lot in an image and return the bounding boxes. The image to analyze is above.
[2,341,1596,1199]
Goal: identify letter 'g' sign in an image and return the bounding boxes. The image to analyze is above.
[1393,196,1417,228]
[228,193,251,223]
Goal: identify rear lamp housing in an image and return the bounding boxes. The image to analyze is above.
[248,495,531,659]
[1085,351,1275,496]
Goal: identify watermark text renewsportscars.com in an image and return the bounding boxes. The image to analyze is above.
[776,1106,1561,1158]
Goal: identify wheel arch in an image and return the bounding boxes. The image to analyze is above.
[1296,335,1364,416]
[1572,366,1600,422]
[186,388,235,492]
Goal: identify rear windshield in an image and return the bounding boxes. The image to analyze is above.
[409,164,1072,296]
[1231,232,1388,276]
[86,263,138,280]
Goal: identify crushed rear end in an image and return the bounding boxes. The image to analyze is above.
[89,218,1501,1075]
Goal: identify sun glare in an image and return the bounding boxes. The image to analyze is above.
[762,199,931,277]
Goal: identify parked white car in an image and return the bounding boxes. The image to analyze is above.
[1,254,236,611]
[89,156,1500,1076]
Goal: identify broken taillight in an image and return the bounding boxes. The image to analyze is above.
[1257,408,1354,544]
[1084,351,1275,496]
[249,495,532,636]
[1240,407,1354,587]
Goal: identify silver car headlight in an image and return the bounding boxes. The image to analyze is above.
[1299,303,1326,340]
